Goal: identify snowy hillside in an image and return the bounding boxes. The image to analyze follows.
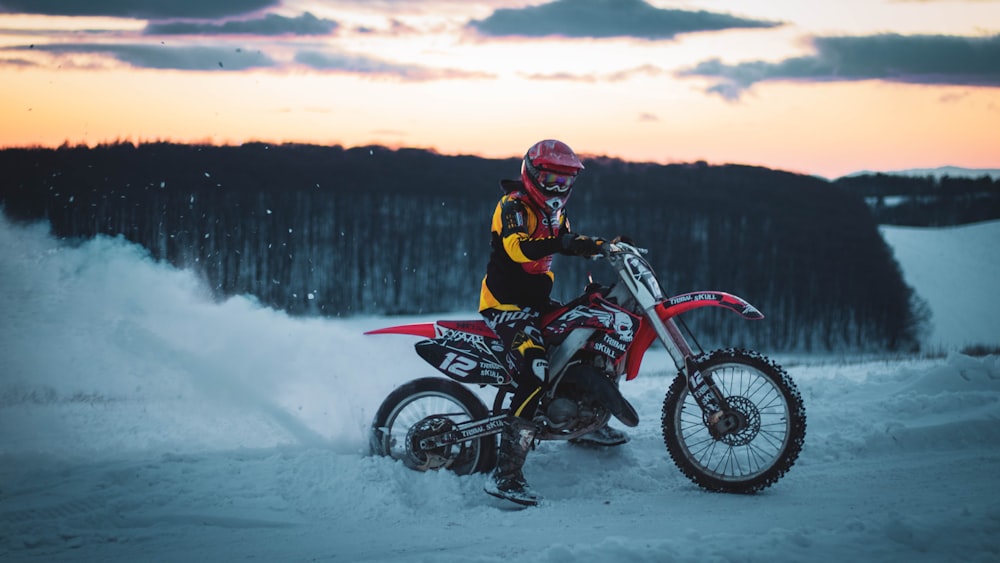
[1,215,998,562]
[880,220,1000,351]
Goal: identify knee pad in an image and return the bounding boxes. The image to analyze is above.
[522,347,548,380]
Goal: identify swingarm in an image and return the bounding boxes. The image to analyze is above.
[414,413,508,451]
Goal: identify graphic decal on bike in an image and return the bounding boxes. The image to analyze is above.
[415,337,510,386]
[546,298,639,341]
[687,365,723,415]
[435,320,498,338]
[665,292,764,320]
[545,297,639,363]
[590,332,630,362]
[435,327,492,355]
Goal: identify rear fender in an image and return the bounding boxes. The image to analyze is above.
[364,323,437,338]
[623,291,763,381]
[364,319,497,338]
[415,339,510,386]
[366,320,509,385]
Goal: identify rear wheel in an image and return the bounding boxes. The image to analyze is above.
[370,377,496,475]
[661,349,806,493]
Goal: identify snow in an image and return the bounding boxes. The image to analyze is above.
[880,221,1000,351]
[1,214,999,562]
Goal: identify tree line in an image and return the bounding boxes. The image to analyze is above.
[834,173,1000,226]
[1,142,947,353]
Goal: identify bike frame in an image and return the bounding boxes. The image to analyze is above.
[365,243,765,438]
[365,243,763,384]
[364,290,761,380]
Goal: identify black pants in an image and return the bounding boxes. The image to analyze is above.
[481,307,548,419]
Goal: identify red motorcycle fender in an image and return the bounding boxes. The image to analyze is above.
[623,291,763,381]
[414,339,510,386]
[364,319,496,339]
[364,323,437,338]
[661,291,764,321]
[365,320,510,385]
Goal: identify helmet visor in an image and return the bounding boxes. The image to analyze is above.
[536,169,576,193]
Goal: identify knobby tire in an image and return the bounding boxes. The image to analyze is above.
[661,348,806,493]
[370,377,497,475]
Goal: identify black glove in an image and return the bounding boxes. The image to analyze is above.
[561,233,604,256]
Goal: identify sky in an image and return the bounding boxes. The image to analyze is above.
[1,0,999,178]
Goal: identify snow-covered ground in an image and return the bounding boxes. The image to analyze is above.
[1,215,998,562]
[879,221,1000,351]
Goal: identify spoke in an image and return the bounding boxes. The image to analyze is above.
[716,368,735,397]
[756,428,787,451]
[744,375,769,401]
[721,446,743,477]
[745,440,775,468]
[756,391,783,412]
[388,393,474,462]
[689,434,720,459]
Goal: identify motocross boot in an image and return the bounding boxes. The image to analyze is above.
[484,416,540,506]
[570,423,630,447]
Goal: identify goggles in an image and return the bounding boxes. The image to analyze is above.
[535,169,576,193]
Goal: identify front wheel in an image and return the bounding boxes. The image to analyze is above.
[661,349,806,493]
[370,377,496,475]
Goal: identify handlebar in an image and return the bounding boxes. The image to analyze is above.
[592,238,648,259]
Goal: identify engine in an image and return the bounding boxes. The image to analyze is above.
[546,397,580,425]
[532,361,639,439]
[535,390,606,438]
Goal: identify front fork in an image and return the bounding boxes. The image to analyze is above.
[647,310,736,437]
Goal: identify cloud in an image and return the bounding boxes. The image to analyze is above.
[522,64,664,82]
[680,33,1000,100]
[0,0,277,19]
[144,12,338,36]
[294,49,492,81]
[469,0,780,40]
[5,39,492,79]
[0,56,35,68]
[15,42,275,71]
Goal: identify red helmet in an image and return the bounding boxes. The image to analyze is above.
[520,139,584,212]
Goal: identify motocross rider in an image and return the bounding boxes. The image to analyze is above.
[480,139,629,506]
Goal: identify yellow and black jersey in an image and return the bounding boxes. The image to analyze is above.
[480,181,571,311]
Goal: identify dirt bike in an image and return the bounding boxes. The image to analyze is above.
[367,240,806,494]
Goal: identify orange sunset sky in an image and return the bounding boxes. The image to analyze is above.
[1,0,998,178]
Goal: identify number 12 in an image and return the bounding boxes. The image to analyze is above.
[440,352,477,377]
